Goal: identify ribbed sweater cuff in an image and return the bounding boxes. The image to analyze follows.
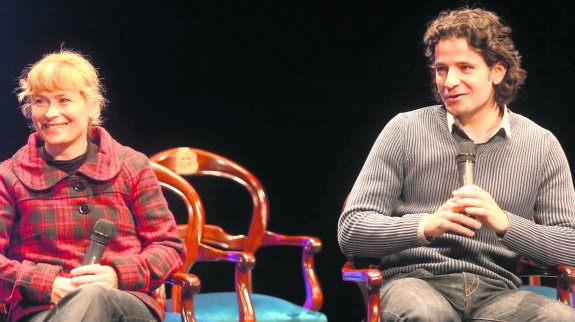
[417,214,434,245]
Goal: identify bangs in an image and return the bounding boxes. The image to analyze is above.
[26,62,88,94]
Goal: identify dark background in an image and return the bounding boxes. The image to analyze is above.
[1,1,574,320]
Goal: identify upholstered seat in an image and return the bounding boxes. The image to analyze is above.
[165,293,327,322]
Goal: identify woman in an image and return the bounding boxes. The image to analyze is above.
[0,50,186,322]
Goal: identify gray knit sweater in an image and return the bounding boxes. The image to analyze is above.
[338,105,575,288]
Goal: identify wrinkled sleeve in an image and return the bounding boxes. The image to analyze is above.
[338,113,425,258]
[102,156,186,293]
[502,132,575,266]
[0,167,62,304]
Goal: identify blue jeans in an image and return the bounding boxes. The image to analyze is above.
[23,284,157,322]
[380,269,575,322]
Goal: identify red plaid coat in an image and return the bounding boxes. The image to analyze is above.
[0,126,186,321]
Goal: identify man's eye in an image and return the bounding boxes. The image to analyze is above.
[435,66,447,74]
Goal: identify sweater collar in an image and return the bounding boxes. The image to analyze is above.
[446,106,511,142]
[12,126,124,191]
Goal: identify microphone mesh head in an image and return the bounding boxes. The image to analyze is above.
[456,141,476,163]
[91,219,115,245]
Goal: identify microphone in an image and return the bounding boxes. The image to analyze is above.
[456,141,476,186]
[82,219,115,265]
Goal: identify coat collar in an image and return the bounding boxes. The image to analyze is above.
[12,126,125,191]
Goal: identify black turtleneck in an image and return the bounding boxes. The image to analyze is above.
[40,142,98,175]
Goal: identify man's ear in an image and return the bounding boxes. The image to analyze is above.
[492,61,507,85]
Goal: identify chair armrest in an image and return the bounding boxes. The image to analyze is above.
[262,231,322,253]
[197,244,256,322]
[517,258,575,306]
[516,258,560,277]
[554,266,575,287]
[341,261,383,290]
[203,224,247,250]
[166,272,201,322]
[516,258,575,283]
[556,266,575,306]
[261,231,323,311]
[342,260,383,322]
[197,243,255,270]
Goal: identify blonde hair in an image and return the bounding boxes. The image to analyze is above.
[17,50,107,125]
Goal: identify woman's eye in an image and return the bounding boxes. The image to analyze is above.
[32,98,48,106]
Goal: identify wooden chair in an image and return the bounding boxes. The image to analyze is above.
[515,258,575,305]
[151,162,256,322]
[341,258,383,322]
[150,147,327,322]
[340,194,575,321]
[157,272,202,322]
[342,257,575,322]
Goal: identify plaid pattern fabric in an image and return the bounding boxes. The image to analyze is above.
[0,127,186,321]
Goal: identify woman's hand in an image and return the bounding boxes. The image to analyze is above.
[70,264,119,289]
[51,276,77,304]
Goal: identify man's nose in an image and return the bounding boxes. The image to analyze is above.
[444,70,460,89]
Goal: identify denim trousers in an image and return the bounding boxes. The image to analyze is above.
[379,269,575,322]
[23,284,157,322]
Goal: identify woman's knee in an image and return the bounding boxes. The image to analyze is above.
[68,284,114,305]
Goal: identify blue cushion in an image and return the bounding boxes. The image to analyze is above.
[164,312,181,322]
[166,292,327,322]
[519,285,573,302]
[165,312,214,322]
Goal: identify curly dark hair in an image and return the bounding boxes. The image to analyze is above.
[423,8,527,107]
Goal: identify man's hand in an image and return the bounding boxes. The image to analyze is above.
[70,264,118,289]
[452,185,509,234]
[51,276,77,304]
[424,197,483,239]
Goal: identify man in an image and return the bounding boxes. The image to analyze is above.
[338,7,575,321]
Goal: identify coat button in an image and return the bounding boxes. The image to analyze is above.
[73,181,85,191]
[79,203,90,214]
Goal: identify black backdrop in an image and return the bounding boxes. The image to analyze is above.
[1,1,574,321]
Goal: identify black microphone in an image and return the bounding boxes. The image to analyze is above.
[456,141,476,186]
[82,219,115,265]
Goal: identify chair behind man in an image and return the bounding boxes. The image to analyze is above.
[150,147,327,321]
[342,257,575,322]
[340,191,575,322]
